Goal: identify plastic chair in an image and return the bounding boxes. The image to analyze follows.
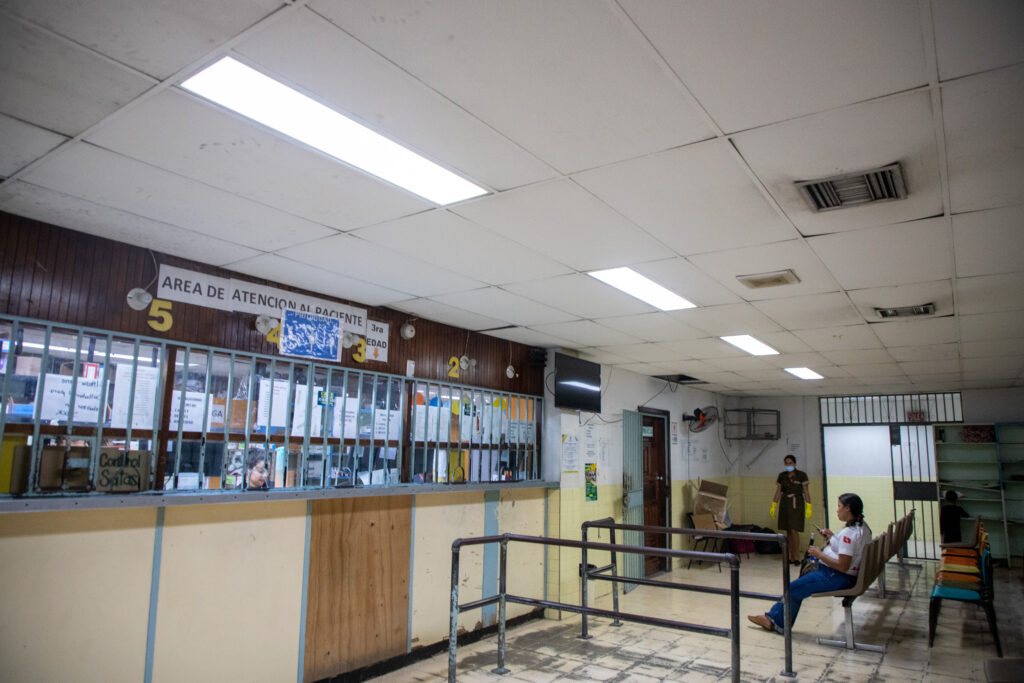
[686,512,722,572]
[928,548,1002,657]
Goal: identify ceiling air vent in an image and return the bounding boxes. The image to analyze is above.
[874,303,935,319]
[796,162,907,212]
[737,269,801,289]
[654,374,707,385]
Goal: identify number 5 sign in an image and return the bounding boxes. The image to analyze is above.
[365,320,389,363]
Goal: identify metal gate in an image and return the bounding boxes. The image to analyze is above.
[891,425,940,560]
[621,409,643,592]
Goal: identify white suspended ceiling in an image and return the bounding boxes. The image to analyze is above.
[1,0,1023,397]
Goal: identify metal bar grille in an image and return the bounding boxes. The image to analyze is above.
[819,393,962,426]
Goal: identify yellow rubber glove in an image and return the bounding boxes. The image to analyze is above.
[769,502,777,518]
[805,502,813,519]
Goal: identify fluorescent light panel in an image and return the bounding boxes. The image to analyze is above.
[181,57,487,206]
[588,267,696,311]
[720,334,779,356]
[785,367,823,380]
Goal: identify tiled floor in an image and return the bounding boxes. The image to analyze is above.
[375,555,1022,681]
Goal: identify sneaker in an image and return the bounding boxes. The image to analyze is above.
[747,614,776,632]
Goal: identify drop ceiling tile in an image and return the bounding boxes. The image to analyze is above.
[659,337,745,360]
[753,292,862,331]
[530,320,642,347]
[961,356,1024,378]
[960,312,1024,342]
[0,181,260,267]
[673,303,783,337]
[687,241,840,301]
[755,331,815,354]
[22,143,337,251]
[0,114,66,177]
[847,281,955,321]
[616,362,679,376]
[225,253,408,308]
[593,312,707,343]
[910,373,963,387]
[952,204,1024,277]
[761,352,830,369]
[4,0,281,79]
[808,217,954,289]
[503,274,650,319]
[632,258,743,307]
[840,362,907,379]
[452,180,667,272]
[737,368,790,382]
[961,338,1024,359]
[694,371,748,387]
[595,343,680,363]
[871,317,959,347]
[622,0,925,132]
[793,324,883,351]
[236,8,555,191]
[943,65,1024,213]
[354,210,570,286]
[319,0,712,173]
[88,90,429,231]
[431,287,577,327]
[0,17,155,136]
[887,343,959,362]
[934,0,1024,79]
[279,234,484,298]
[388,298,508,332]
[481,326,575,348]
[579,348,636,365]
[732,91,941,235]
[956,273,1024,315]
[704,356,775,373]
[899,359,960,376]
[573,139,796,255]
[820,349,895,365]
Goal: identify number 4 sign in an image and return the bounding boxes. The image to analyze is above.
[365,320,389,363]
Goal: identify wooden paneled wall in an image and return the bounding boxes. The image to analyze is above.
[305,496,412,681]
[0,210,545,394]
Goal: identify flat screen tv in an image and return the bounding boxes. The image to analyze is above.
[554,352,601,413]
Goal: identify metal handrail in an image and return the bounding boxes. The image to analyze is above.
[581,517,795,678]
[449,533,742,683]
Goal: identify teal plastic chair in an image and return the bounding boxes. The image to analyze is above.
[928,549,1001,657]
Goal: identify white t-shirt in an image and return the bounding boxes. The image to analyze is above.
[822,523,871,575]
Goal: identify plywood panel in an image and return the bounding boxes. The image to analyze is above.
[0,507,156,683]
[409,491,485,649]
[153,501,307,683]
[304,495,412,681]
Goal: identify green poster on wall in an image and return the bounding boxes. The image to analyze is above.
[585,462,597,501]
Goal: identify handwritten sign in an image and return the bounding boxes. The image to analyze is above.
[366,320,389,363]
[39,374,102,423]
[96,449,151,492]
[110,364,160,429]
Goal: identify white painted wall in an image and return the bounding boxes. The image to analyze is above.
[822,425,893,477]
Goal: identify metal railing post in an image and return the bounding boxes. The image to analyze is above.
[492,537,510,674]
[580,524,591,639]
[730,555,741,683]
[609,526,621,627]
[449,544,460,683]
[781,535,794,677]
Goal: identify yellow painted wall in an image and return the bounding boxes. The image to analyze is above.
[409,491,485,647]
[496,487,547,616]
[0,507,157,682]
[152,501,307,683]
[556,483,620,606]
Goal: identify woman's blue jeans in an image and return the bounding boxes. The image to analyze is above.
[766,564,857,632]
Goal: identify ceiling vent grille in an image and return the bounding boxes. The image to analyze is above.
[874,303,935,319]
[736,269,801,289]
[796,162,907,212]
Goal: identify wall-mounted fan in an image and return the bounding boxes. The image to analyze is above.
[683,406,719,433]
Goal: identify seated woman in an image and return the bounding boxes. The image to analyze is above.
[748,493,870,634]
[246,447,270,490]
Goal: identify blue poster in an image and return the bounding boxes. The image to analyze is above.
[279,309,340,361]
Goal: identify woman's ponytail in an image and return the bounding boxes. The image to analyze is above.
[839,492,865,528]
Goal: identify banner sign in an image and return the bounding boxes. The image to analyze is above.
[157,264,367,334]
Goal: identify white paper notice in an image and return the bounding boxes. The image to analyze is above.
[562,434,580,472]
[169,390,212,431]
[111,364,159,429]
[291,384,324,437]
[256,378,289,428]
[40,374,102,423]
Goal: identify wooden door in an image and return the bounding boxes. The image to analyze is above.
[642,413,668,575]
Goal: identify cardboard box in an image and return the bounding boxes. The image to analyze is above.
[38,446,65,490]
[8,444,31,494]
[96,449,151,492]
[694,479,729,527]
[63,445,91,491]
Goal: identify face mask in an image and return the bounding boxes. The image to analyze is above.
[785,465,795,472]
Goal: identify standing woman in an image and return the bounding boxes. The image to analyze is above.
[771,455,811,565]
